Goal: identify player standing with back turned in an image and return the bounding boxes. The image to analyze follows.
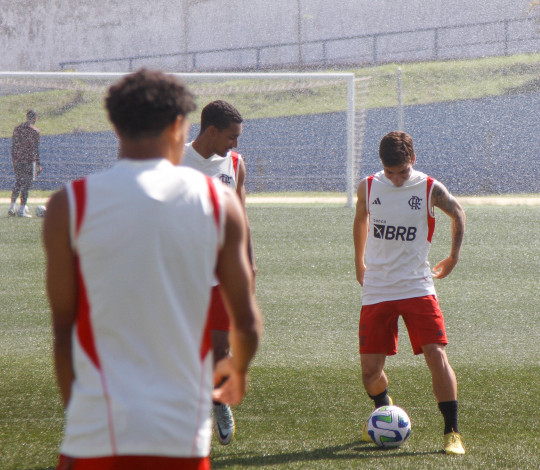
[353,131,466,455]
[182,100,256,446]
[44,69,262,469]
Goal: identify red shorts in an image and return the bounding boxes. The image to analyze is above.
[359,295,447,356]
[208,286,230,331]
[57,455,210,470]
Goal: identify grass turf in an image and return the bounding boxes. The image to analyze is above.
[0,203,538,469]
[1,53,539,137]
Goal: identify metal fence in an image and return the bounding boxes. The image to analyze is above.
[60,17,539,72]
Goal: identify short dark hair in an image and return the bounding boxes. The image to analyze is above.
[200,100,243,133]
[379,131,415,166]
[26,110,37,121]
[105,69,196,139]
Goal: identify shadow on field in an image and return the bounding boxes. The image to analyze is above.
[212,440,441,468]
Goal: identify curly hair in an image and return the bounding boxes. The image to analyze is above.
[379,131,415,166]
[200,100,243,133]
[105,69,196,139]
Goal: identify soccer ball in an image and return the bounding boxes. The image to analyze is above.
[367,405,411,448]
[35,205,47,218]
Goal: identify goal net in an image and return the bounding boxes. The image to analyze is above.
[0,72,370,206]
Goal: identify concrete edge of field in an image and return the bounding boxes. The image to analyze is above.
[1,196,539,205]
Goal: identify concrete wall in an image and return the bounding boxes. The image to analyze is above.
[0,0,538,71]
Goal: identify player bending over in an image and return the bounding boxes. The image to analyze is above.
[353,131,466,455]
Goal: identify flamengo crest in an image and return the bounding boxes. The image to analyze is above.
[408,196,422,210]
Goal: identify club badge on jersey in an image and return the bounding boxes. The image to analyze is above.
[217,151,240,189]
[218,172,235,187]
[182,144,241,191]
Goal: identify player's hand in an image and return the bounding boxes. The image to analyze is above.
[432,256,458,279]
[212,357,248,406]
[356,263,367,286]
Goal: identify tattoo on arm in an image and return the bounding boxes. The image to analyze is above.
[432,183,457,213]
[432,182,466,259]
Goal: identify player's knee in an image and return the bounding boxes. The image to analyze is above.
[361,364,383,387]
[423,344,449,369]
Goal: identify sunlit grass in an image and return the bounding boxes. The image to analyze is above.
[0,53,538,137]
[367,54,540,107]
[0,204,538,469]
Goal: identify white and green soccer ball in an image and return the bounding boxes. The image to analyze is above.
[35,205,47,218]
[367,405,411,448]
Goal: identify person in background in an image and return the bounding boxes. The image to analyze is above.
[9,109,41,217]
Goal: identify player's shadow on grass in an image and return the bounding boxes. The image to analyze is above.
[211,440,441,467]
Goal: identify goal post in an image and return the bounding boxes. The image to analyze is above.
[0,71,369,207]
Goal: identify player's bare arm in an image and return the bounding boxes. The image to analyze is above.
[214,187,262,406]
[235,157,257,280]
[431,181,466,279]
[353,178,369,286]
[43,189,78,407]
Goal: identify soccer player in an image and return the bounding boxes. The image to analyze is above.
[43,69,262,470]
[353,131,466,455]
[9,109,41,217]
[182,100,256,446]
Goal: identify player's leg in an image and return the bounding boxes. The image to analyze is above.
[422,343,464,453]
[360,354,393,442]
[360,353,388,399]
[17,164,33,217]
[9,165,23,215]
[208,286,235,445]
[359,301,398,399]
[402,295,465,454]
[422,343,457,403]
[359,302,399,441]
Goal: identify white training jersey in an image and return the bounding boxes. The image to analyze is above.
[182,142,241,191]
[61,158,225,458]
[362,169,437,305]
[182,142,242,287]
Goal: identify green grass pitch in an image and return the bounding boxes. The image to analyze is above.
[0,202,539,469]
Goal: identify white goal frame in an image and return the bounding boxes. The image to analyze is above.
[0,71,364,207]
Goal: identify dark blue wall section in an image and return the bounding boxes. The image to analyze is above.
[0,131,119,190]
[1,93,538,195]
